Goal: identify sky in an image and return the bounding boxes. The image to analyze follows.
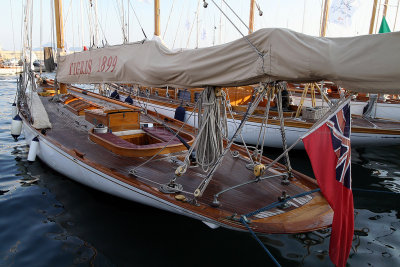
[0,0,399,52]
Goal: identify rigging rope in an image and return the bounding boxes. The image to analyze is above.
[128,1,147,39]
[209,0,264,58]
[163,0,175,39]
[262,96,352,177]
[186,0,201,48]
[193,86,267,197]
[194,87,227,172]
[276,83,293,178]
[255,86,272,163]
[240,189,321,267]
[224,90,255,165]
[240,218,282,267]
[221,0,249,31]
[172,1,186,48]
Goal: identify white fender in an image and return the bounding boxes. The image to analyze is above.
[11,114,22,141]
[11,103,17,118]
[28,136,39,162]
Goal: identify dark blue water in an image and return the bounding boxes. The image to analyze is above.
[1,75,399,266]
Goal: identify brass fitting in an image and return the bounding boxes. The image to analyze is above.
[214,87,223,97]
[175,165,187,176]
[253,164,266,177]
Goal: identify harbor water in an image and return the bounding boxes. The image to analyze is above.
[0,75,399,266]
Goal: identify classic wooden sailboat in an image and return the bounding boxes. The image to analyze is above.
[13,0,339,235]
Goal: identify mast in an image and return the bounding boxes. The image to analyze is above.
[54,0,64,51]
[154,0,160,36]
[369,0,378,34]
[54,0,67,94]
[320,0,331,37]
[383,0,389,17]
[249,0,255,34]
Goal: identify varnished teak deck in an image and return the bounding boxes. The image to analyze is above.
[32,86,332,234]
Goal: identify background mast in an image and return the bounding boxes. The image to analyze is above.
[54,0,67,94]
[369,0,378,34]
[320,0,331,37]
[154,0,160,36]
[249,0,255,34]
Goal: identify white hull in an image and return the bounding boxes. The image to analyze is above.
[136,100,400,149]
[22,120,228,230]
[291,95,400,121]
[0,67,22,75]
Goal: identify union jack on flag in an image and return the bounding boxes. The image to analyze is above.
[326,103,351,189]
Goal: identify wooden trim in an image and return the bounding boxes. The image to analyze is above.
[88,128,194,157]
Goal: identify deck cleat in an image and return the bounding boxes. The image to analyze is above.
[278,190,291,209]
[211,196,221,207]
[159,182,183,194]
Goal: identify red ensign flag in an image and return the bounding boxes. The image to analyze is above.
[303,101,354,267]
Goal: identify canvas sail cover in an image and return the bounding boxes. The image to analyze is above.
[57,28,400,93]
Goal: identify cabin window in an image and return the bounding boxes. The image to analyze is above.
[178,89,191,102]
[194,92,201,102]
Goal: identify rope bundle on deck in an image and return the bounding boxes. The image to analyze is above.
[195,86,228,172]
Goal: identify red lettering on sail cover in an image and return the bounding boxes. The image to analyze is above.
[97,56,118,73]
[68,56,117,76]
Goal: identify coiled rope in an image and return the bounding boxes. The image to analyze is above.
[195,86,227,172]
